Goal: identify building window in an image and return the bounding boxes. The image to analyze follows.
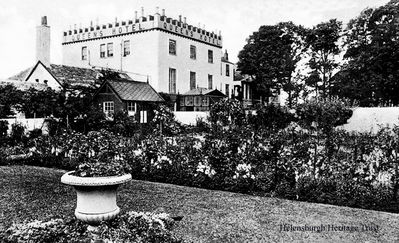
[100,44,106,58]
[190,71,196,90]
[190,45,196,59]
[123,40,130,56]
[169,39,176,55]
[140,110,148,123]
[107,43,113,57]
[225,84,230,98]
[208,50,213,63]
[81,46,87,60]
[169,68,177,94]
[226,64,230,76]
[208,75,213,89]
[103,101,114,115]
[127,102,135,111]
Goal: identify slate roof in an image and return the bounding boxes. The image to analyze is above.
[0,79,48,91]
[9,62,135,89]
[183,87,226,97]
[9,67,33,81]
[107,79,164,102]
[48,64,100,87]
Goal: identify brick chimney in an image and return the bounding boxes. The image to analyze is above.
[36,16,50,67]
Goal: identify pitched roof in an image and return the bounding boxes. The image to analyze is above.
[8,67,33,81]
[47,64,100,88]
[9,61,135,89]
[107,79,164,102]
[0,79,48,91]
[183,87,226,97]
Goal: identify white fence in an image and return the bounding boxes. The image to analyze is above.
[1,118,46,134]
[339,107,399,133]
[173,107,399,132]
[174,112,208,125]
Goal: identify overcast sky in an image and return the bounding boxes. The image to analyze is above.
[0,0,390,79]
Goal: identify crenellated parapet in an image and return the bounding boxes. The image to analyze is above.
[62,8,223,48]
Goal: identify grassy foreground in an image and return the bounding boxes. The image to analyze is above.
[1,166,399,242]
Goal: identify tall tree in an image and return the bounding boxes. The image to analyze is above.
[0,85,22,117]
[277,22,308,107]
[334,0,399,106]
[306,19,342,98]
[237,22,307,107]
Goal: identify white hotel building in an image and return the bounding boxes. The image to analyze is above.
[61,8,235,97]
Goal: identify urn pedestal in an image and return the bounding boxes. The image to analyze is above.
[61,171,132,225]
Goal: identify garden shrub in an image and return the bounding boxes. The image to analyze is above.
[0,211,183,243]
[10,123,25,143]
[248,103,295,131]
[152,104,182,136]
[0,120,8,138]
[296,97,353,134]
[208,98,246,127]
[296,176,338,204]
[28,128,42,139]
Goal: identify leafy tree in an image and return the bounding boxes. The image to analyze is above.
[334,1,399,106]
[276,22,308,107]
[19,88,62,118]
[237,23,308,106]
[306,19,342,98]
[0,85,22,117]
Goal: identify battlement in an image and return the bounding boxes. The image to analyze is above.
[62,8,223,47]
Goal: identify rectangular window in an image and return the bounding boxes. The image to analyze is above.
[100,44,106,58]
[190,71,196,90]
[140,110,148,123]
[169,68,177,94]
[190,45,196,59]
[103,101,114,115]
[127,102,135,111]
[81,46,87,60]
[208,74,213,89]
[225,84,230,98]
[169,39,176,55]
[123,40,130,56]
[107,43,113,57]
[226,64,230,76]
[208,50,213,63]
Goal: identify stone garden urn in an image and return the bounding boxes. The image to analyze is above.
[61,171,132,225]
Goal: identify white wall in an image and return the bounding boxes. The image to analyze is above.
[61,14,231,96]
[339,107,399,133]
[174,111,208,125]
[158,31,222,94]
[1,118,46,135]
[25,63,62,91]
[220,60,235,96]
[62,31,160,90]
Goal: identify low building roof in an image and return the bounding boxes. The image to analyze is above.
[106,79,164,102]
[183,87,226,97]
[0,79,48,91]
[8,61,135,89]
[8,67,33,81]
[48,64,100,88]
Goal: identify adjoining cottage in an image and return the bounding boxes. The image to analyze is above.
[178,87,226,111]
[9,60,164,122]
[93,77,164,123]
[9,60,101,91]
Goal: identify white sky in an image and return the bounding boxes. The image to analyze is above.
[0,0,390,79]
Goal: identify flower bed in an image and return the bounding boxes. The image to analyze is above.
[0,211,183,243]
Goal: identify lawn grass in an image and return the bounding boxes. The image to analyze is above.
[1,165,399,242]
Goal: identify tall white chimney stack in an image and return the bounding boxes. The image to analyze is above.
[36,16,50,67]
